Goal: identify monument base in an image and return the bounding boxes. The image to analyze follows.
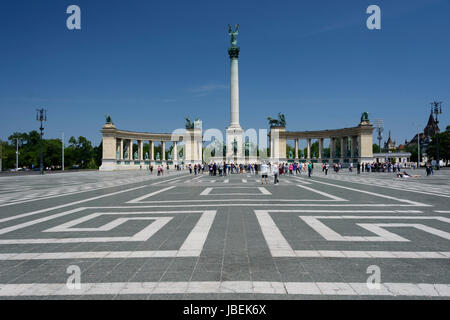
[99,159,116,171]
[226,126,244,161]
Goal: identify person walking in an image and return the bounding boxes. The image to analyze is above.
[325,163,329,175]
[260,162,268,184]
[357,162,361,174]
[307,162,313,178]
[272,162,279,185]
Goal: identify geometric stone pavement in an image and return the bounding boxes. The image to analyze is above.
[0,169,449,299]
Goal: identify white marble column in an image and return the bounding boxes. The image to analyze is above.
[120,139,123,160]
[295,139,299,159]
[351,136,357,158]
[230,56,240,127]
[161,141,166,161]
[307,139,311,159]
[340,137,345,159]
[129,139,133,160]
[138,140,143,161]
[330,138,335,159]
[319,138,324,159]
[173,141,178,162]
[149,141,154,160]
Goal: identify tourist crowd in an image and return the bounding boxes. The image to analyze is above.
[142,160,436,181]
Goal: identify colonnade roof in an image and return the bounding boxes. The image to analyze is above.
[101,124,201,142]
[273,124,373,139]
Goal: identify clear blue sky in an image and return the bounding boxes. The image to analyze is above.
[1,0,449,146]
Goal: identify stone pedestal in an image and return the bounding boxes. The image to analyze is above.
[270,127,286,161]
[226,126,244,162]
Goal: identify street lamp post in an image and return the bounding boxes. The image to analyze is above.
[62,132,65,171]
[417,127,420,169]
[15,138,19,172]
[36,109,47,175]
[430,101,443,170]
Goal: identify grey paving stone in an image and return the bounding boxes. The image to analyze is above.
[1,170,450,299]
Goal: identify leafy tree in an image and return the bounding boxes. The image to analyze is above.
[426,128,450,165]
[373,144,381,153]
[43,139,62,167]
[1,131,100,170]
[302,141,319,158]
[65,136,94,168]
[93,142,102,168]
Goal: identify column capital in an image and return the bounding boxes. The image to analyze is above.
[228,47,240,59]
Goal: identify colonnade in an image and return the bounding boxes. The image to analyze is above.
[100,122,202,171]
[287,136,360,161]
[115,138,178,162]
[269,115,374,163]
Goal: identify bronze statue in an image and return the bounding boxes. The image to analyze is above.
[267,113,286,127]
[185,117,201,129]
[361,112,369,122]
[228,24,239,47]
[105,114,113,124]
[185,117,194,129]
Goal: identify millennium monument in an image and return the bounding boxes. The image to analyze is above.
[225,24,244,163]
[99,25,375,170]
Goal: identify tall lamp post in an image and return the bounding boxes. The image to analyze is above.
[417,127,420,169]
[430,101,442,170]
[36,109,47,174]
[62,132,65,171]
[15,138,20,172]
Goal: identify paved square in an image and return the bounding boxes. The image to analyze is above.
[0,169,449,299]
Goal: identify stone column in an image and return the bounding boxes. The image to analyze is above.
[129,139,133,160]
[357,135,362,160]
[319,138,324,160]
[330,138,335,159]
[198,140,202,162]
[269,135,273,159]
[351,136,358,158]
[229,48,240,127]
[161,141,166,161]
[340,137,345,160]
[138,140,143,161]
[295,139,299,159]
[307,138,311,160]
[173,141,178,162]
[149,141,154,160]
[120,139,123,160]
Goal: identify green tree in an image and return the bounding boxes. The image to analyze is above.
[373,144,381,153]
[426,128,450,165]
[93,142,102,168]
[43,139,62,168]
[65,136,94,168]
